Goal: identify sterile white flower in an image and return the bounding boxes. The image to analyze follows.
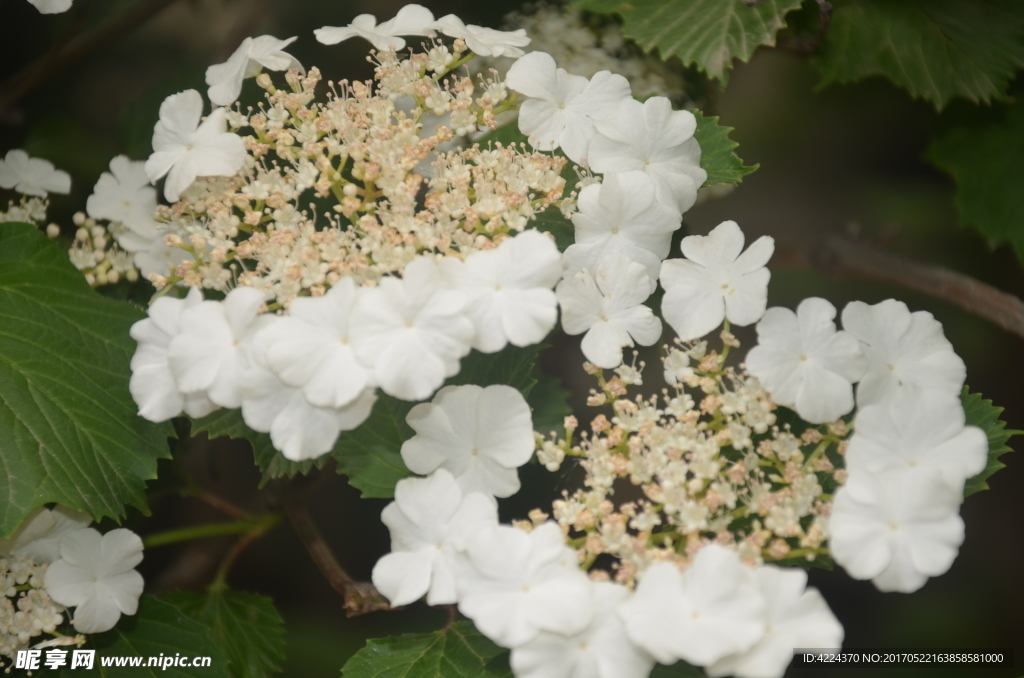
[510,582,656,678]
[372,470,498,606]
[401,384,535,498]
[144,89,246,202]
[27,0,73,13]
[315,5,435,51]
[556,254,662,369]
[830,466,965,593]
[350,256,474,401]
[86,155,160,252]
[841,299,966,407]
[44,528,144,634]
[562,239,663,284]
[660,220,774,341]
[0,506,91,564]
[167,286,273,409]
[440,229,561,353]
[618,544,766,666]
[0,149,70,197]
[206,35,303,106]
[589,97,706,212]
[259,278,373,409]
[745,298,866,424]
[845,389,987,493]
[506,51,631,164]
[572,171,681,261]
[433,15,531,57]
[457,523,594,648]
[133,231,191,280]
[707,566,843,678]
[129,287,218,422]
[240,335,376,461]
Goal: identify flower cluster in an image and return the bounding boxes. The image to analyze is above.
[0,507,144,637]
[0,149,66,239]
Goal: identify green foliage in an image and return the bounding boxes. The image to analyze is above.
[529,374,573,436]
[926,100,1024,258]
[340,621,509,678]
[330,394,417,498]
[693,110,758,186]
[165,590,286,678]
[814,0,1024,110]
[573,0,803,83]
[60,595,229,677]
[961,387,1018,497]
[0,224,171,537]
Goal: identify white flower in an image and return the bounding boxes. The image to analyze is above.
[315,5,435,51]
[846,389,987,493]
[86,155,160,252]
[589,97,706,212]
[240,336,376,461]
[129,287,218,422]
[44,528,144,634]
[745,298,866,424]
[572,171,681,261]
[841,299,966,407]
[0,506,91,564]
[167,286,273,409]
[258,278,373,409]
[457,523,594,648]
[144,90,246,202]
[510,582,655,678]
[562,239,663,285]
[26,0,72,13]
[556,254,662,369]
[440,230,561,353]
[432,15,531,57]
[707,566,843,678]
[350,256,474,401]
[372,470,498,606]
[618,544,766,666]
[506,51,631,164]
[660,221,774,341]
[206,35,303,106]
[830,466,965,593]
[133,231,191,280]
[0,149,70,197]
[401,384,535,498]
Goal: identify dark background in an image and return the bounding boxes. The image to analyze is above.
[0,1,1020,676]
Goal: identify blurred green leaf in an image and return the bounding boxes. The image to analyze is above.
[340,621,508,678]
[60,595,229,677]
[814,0,1024,110]
[0,223,171,537]
[961,386,1018,497]
[529,373,573,437]
[165,590,286,678]
[572,0,803,83]
[926,100,1024,258]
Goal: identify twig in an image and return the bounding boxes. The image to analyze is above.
[283,492,391,617]
[0,0,185,118]
[775,236,1024,342]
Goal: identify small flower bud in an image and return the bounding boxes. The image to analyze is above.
[45,224,60,239]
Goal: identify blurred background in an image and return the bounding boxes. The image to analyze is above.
[0,0,1021,676]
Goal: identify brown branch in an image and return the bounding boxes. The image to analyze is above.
[283,493,391,617]
[776,236,1024,341]
[0,0,185,118]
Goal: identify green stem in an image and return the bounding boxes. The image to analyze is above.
[143,516,278,548]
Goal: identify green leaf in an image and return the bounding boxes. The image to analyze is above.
[0,223,171,537]
[340,621,508,678]
[693,109,758,186]
[164,590,286,678]
[190,409,327,484]
[529,374,573,437]
[814,0,1024,110]
[961,387,1018,497]
[60,595,230,677]
[926,100,1024,258]
[573,0,804,83]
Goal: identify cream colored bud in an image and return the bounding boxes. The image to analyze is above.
[45,224,60,239]
[126,269,139,283]
[72,212,86,226]
[342,183,358,197]
[75,227,89,241]
[107,269,120,284]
